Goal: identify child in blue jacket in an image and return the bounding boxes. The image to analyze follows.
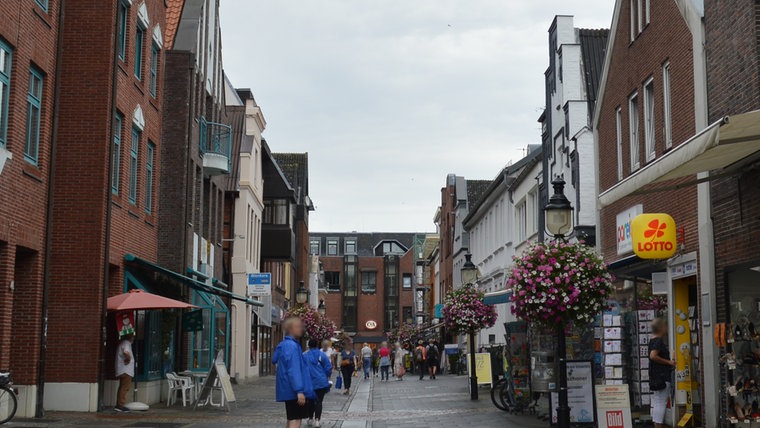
[304,339,333,427]
[273,317,315,427]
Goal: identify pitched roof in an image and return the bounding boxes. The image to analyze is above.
[164,0,184,49]
[271,153,309,200]
[465,180,492,208]
[309,232,420,257]
[578,28,610,118]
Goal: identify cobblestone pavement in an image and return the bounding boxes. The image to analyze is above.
[6,374,546,427]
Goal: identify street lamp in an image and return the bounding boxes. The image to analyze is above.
[461,253,479,401]
[544,177,573,428]
[317,299,326,316]
[295,281,309,305]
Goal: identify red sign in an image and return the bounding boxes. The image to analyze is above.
[605,411,624,428]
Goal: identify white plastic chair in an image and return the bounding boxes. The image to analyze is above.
[166,373,194,407]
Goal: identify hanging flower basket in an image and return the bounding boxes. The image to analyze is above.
[442,284,497,335]
[507,240,614,327]
[285,305,336,343]
[386,323,421,345]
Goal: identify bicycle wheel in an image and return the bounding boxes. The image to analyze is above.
[490,378,509,411]
[0,385,17,425]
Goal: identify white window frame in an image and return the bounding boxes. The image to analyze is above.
[637,0,644,33]
[630,0,636,42]
[662,61,672,149]
[643,77,656,161]
[616,107,623,180]
[645,0,650,25]
[629,92,640,171]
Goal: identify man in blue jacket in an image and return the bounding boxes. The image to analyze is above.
[304,339,333,427]
[273,317,315,427]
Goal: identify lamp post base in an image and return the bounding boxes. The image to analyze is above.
[557,322,570,428]
[469,330,478,400]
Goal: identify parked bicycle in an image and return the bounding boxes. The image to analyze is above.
[0,371,17,425]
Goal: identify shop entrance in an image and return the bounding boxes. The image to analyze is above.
[672,277,701,427]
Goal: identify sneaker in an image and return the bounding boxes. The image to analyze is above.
[314,421,321,427]
[115,406,130,412]
[307,419,314,426]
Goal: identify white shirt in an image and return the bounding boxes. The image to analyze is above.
[115,339,134,377]
[361,346,372,359]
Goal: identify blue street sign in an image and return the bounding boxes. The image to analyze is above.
[248,273,272,286]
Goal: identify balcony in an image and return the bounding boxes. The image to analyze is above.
[200,117,232,175]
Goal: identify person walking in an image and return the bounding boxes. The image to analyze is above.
[273,317,316,428]
[372,348,380,378]
[337,344,357,395]
[378,341,391,382]
[304,339,332,428]
[115,333,135,412]
[426,340,440,380]
[321,340,336,379]
[392,342,407,380]
[648,318,675,428]
[414,340,427,381]
[360,343,372,380]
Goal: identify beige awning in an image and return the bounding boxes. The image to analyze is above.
[599,110,760,207]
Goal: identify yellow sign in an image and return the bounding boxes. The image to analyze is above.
[631,214,677,259]
[467,353,493,385]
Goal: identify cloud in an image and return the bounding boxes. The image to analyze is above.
[220,0,614,232]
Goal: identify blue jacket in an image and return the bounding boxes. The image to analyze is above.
[272,336,315,402]
[304,349,333,390]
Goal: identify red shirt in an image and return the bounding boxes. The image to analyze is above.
[379,347,390,358]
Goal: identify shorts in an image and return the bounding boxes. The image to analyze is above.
[428,358,439,367]
[285,399,309,421]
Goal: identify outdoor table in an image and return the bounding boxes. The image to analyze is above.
[179,371,207,397]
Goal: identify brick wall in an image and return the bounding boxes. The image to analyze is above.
[0,0,59,384]
[597,0,700,262]
[439,183,455,296]
[705,0,760,322]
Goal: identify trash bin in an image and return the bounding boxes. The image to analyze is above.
[531,351,556,392]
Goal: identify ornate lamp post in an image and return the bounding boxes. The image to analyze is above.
[295,281,309,306]
[460,253,479,401]
[544,178,574,428]
[317,299,326,316]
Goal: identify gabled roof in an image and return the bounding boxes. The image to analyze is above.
[465,180,492,208]
[578,28,609,118]
[164,0,184,49]
[271,153,310,207]
[309,232,419,258]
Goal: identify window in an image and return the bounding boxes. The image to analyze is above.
[117,2,127,60]
[361,271,377,294]
[145,142,154,213]
[0,41,12,148]
[637,0,644,33]
[385,258,398,297]
[342,300,357,331]
[616,107,623,179]
[402,306,413,325]
[645,0,650,25]
[345,239,357,255]
[381,241,405,255]
[629,92,640,171]
[344,261,357,297]
[309,239,320,255]
[325,271,340,291]
[129,127,140,204]
[35,0,48,12]
[263,199,289,224]
[662,62,672,149]
[630,0,636,41]
[24,68,44,165]
[516,200,527,242]
[135,26,144,80]
[327,239,338,256]
[149,43,159,97]
[402,274,412,290]
[112,113,123,194]
[644,78,656,161]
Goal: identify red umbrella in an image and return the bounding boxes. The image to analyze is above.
[107,289,198,311]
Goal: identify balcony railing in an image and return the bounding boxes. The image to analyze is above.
[200,117,232,175]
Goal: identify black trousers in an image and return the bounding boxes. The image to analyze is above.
[417,361,426,379]
[341,366,354,390]
[308,387,329,420]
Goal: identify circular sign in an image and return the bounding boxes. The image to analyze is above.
[365,320,378,330]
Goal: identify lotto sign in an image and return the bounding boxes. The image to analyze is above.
[631,213,677,259]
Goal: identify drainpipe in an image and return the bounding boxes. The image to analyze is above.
[97,0,123,411]
[36,0,66,417]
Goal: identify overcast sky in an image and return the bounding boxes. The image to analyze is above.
[219,1,614,233]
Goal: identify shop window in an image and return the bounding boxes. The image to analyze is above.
[190,291,229,372]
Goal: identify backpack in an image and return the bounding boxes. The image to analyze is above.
[415,347,424,362]
[427,345,439,359]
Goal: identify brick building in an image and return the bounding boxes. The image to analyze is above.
[0,0,60,417]
[705,1,760,425]
[593,0,709,424]
[310,233,419,349]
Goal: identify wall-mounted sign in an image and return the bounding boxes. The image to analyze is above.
[616,205,643,255]
[247,273,272,296]
[365,320,378,330]
[631,214,677,259]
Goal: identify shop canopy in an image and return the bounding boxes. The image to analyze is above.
[599,109,760,207]
[124,254,264,307]
[107,289,198,311]
[483,289,512,305]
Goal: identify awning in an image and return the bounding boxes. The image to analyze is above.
[353,335,387,344]
[124,254,263,307]
[599,110,760,207]
[484,289,512,305]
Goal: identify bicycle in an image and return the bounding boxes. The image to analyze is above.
[0,371,17,425]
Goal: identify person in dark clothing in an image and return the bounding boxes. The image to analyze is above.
[426,340,440,379]
[338,344,357,395]
[304,339,332,427]
[414,340,427,380]
[648,318,675,428]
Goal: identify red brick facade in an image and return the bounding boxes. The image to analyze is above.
[0,0,60,394]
